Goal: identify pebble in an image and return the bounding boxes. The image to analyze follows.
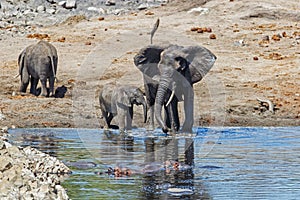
[187,7,209,15]
[0,111,6,121]
[58,1,66,6]
[105,0,116,6]
[138,3,149,10]
[65,0,77,9]
[36,5,46,13]
[46,8,56,14]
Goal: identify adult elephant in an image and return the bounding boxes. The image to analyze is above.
[18,40,58,97]
[99,85,147,132]
[134,44,216,133]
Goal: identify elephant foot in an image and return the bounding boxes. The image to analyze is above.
[162,127,169,134]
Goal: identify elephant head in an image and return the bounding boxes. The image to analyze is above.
[116,86,148,123]
[155,45,216,133]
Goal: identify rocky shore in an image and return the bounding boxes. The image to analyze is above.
[0,0,167,37]
[0,127,71,199]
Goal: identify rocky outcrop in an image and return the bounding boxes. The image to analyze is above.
[0,127,71,199]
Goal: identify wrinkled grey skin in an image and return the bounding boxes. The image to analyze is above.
[134,44,216,133]
[18,40,58,97]
[99,85,147,132]
[134,45,166,131]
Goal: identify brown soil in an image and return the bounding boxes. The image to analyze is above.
[0,0,299,129]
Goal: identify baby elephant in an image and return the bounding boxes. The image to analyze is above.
[18,40,58,97]
[99,85,147,132]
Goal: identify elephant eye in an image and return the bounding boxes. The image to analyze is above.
[175,57,188,71]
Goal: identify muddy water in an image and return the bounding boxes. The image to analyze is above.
[8,127,300,199]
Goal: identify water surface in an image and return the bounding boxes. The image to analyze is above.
[9,127,300,199]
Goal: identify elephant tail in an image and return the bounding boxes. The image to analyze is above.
[47,48,58,82]
[50,55,58,82]
[18,49,26,79]
[150,18,159,44]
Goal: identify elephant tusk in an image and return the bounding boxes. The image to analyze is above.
[166,89,175,107]
[14,74,20,78]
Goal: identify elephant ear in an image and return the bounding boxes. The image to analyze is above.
[164,45,217,84]
[134,45,168,78]
[117,88,132,107]
[182,46,217,84]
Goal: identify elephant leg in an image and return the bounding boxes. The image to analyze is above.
[102,110,112,129]
[30,77,39,96]
[20,67,30,93]
[49,76,55,97]
[39,76,48,97]
[147,105,155,131]
[125,106,133,131]
[117,106,126,133]
[20,78,29,93]
[164,104,171,129]
[106,113,114,127]
[182,88,194,133]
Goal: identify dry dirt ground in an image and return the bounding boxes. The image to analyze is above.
[0,0,299,129]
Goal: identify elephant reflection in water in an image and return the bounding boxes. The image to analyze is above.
[134,44,216,133]
[99,85,147,132]
[141,138,211,199]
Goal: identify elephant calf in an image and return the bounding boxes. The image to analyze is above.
[18,40,58,97]
[99,85,147,132]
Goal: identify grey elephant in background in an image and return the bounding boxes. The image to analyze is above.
[99,85,147,132]
[134,44,216,133]
[18,40,58,97]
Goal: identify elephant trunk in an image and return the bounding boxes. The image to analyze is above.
[154,76,172,133]
[142,100,147,123]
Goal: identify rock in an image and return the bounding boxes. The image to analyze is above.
[187,7,209,15]
[138,3,149,10]
[87,6,101,13]
[55,185,69,199]
[1,126,8,133]
[65,0,76,9]
[36,5,46,13]
[105,0,116,6]
[0,140,6,150]
[46,8,56,14]
[47,0,58,3]
[4,141,12,148]
[58,1,66,6]
[0,156,13,172]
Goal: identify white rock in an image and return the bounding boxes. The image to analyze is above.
[0,111,6,121]
[55,185,69,200]
[4,141,12,148]
[138,3,149,10]
[58,1,66,6]
[99,8,106,15]
[46,8,56,14]
[87,7,99,12]
[65,0,76,9]
[105,0,116,6]
[187,7,209,15]
[36,5,45,13]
